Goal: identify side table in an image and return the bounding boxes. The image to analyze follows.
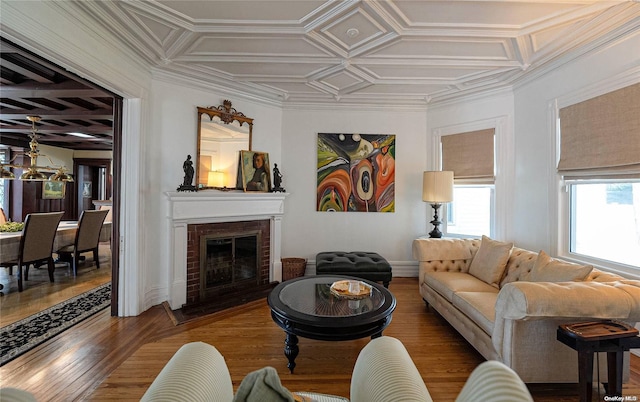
[557,320,640,402]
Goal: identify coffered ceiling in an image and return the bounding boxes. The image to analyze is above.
[76,0,639,106]
[0,40,115,151]
[1,1,638,151]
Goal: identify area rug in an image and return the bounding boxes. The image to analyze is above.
[0,282,111,366]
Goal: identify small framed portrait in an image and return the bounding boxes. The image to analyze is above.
[82,182,92,198]
[240,150,271,192]
[43,181,66,199]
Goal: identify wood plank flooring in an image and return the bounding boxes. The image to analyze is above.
[0,244,112,325]
[1,277,640,401]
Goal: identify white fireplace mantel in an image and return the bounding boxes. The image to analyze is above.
[166,191,288,309]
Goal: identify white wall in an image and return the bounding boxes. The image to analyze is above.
[74,150,113,160]
[143,79,283,309]
[426,90,516,241]
[2,1,639,315]
[512,30,640,253]
[38,144,74,171]
[281,107,428,275]
[423,31,640,257]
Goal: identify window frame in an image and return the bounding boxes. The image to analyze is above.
[445,183,495,238]
[560,179,640,271]
[432,116,511,240]
[552,73,640,278]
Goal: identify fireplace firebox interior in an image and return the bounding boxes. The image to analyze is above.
[200,231,260,300]
[185,219,271,307]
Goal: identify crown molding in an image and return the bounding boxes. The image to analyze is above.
[512,4,640,91]
[151,69,284,109]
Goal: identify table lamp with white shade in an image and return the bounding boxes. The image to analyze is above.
[208,170,225,188]
[422,171,454,238]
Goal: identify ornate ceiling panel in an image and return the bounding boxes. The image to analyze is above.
[69,0,636,106]
[1,0,638,153]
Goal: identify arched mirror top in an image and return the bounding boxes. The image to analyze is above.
[196,100,254,189]
[198,100,253,139]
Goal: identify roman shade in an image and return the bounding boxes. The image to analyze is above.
[558,82,640,179]
[442,128,495,183]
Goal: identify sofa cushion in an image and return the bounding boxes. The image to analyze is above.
[425,272,498,302]
[496,281,634,320]
[468,236,513,288]
[588,269,625,282]
[526,251,593,282]
[412,238,477,262]
[500,248,538,287]
[452,291,497,335]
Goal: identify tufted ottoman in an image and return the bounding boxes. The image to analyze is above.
[315,251,392,287]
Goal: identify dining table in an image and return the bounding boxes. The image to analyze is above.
[0,220,112,262]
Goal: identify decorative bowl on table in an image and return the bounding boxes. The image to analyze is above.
[0,222,24,232]
[330,280,373,300]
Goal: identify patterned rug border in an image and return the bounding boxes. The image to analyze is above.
[0,282,111,366]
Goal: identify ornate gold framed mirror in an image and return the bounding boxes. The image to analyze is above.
[196,100,253,189]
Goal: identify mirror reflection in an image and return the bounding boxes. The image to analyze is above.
[196,101,253,189]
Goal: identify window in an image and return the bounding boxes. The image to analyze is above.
[569,181,640,267]
[557,82,640,269]
[441,128,496,238]
[447,185,494,237]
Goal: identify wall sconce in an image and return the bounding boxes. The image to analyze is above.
[0,116,74,182]
[422,171,454,238]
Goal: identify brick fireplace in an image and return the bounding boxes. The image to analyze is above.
[186,220,270,306]
[166,191,287,310]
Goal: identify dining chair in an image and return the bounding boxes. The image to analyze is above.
[0,211,64,292]
[56,209,109,276]
[98,205,112,223]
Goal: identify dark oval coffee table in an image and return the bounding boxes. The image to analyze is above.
[268,275,396,373]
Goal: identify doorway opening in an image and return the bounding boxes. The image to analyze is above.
[0,37,122,318]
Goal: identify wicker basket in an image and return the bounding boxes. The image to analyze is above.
[281,257,307,281]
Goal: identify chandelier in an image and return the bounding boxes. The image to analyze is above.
[0,116,74,182]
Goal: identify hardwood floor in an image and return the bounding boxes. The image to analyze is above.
[0,244,112,326]
[1,277,640,401]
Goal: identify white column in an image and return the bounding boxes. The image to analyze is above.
[170,221,188,309]
[271,215,283,282]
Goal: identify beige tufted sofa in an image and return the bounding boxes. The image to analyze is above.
[413,237,640,384]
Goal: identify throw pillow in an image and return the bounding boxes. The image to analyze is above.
[233,366,295,402]
[527,250,593,282]
[468,235,514,288]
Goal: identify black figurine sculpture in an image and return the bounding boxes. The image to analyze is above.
[272,163,285,192]
[177,154,197,192]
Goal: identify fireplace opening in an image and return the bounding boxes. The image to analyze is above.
[181,219,274,321]
[200,230,260,300]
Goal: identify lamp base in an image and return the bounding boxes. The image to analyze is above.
[428,203,443,238]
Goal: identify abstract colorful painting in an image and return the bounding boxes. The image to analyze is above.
[317,133,395,212]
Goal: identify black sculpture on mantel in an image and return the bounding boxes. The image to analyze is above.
[272,163,285,193]
[177,155,197,192]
